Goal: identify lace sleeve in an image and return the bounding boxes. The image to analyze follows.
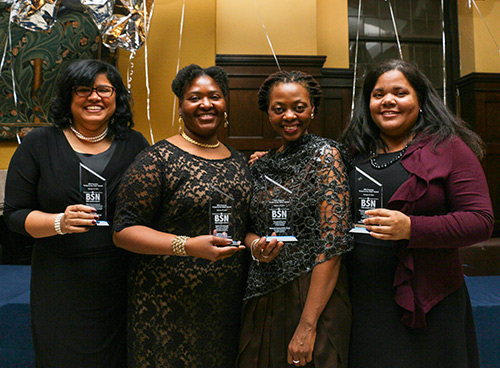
[113,147,166,232]
[314,144,353,261]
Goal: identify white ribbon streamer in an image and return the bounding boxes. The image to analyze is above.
[144,0,155,143]
[350,0,362,121]
[1,17,18,107]
[172,0,186,131]
[472,0,500,55]
[385,0,402,59]
[127,50,136,91]
[252,0,280,70]
[440,0,447,105]
[0,30,9,76]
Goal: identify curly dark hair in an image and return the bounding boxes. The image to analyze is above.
[171,64,229,99]
[50,59,134,140]
[341,59,484,159]
[257,70,322,113]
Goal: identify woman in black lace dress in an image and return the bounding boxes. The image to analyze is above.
[113,64,252,367]
[237,71,353,368]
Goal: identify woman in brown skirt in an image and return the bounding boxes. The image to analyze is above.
[237,70,353,367]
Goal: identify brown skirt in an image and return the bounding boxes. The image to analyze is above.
[237,262,351,368]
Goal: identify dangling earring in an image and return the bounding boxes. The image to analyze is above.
[178,116,184,134]
[224,112,229,128]
[310,112,315,120]
[419,109,423,114]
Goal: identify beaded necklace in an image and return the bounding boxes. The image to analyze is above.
[369,142,411,169]
[70,125,109,143]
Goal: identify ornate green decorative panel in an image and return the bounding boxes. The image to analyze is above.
[0,5,116,140]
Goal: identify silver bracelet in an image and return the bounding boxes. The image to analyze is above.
[54,213,66,235]
[250,238,260,264]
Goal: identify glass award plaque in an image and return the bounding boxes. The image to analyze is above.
[350,167,383,234]
[209,184,238,245]
[80,163,108,226]
[264,175,297,242]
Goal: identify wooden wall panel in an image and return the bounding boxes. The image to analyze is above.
[321,68,355,140]
[457,73,500,235]
[216,54,353,156]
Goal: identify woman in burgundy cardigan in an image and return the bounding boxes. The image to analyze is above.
[341,59,493,368]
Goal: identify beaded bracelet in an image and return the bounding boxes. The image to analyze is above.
[250,238,260,264]
[172,235,189,256]
[54,213,66,235]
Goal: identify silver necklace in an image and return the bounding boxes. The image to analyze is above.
[70,125,109,143]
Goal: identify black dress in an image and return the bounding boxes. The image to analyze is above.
[113,141,252,368]
[3,126,149,368]
[347,152,479,368]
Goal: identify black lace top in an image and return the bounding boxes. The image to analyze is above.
[245,134,353,300]
[113,140,252,367]
[113,140,251,238]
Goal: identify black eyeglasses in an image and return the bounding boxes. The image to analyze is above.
[73,85,116,98]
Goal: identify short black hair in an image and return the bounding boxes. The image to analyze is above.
[171,64,229,99]
[50,59,134,139]
[257,70,322,113]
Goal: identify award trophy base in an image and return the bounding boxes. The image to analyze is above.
[349,226,370,234]
[221,237,239,246]
[96,221,109,226]
[214,233,239,246]
[266,235,298,242]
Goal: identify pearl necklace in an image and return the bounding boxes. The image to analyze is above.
[181,131,220,148]
[370,142,411,170]
[70,125,109,143]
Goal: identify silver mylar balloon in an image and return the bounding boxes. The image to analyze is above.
[9,0,61,31]
[80,0,115,30]
[101,0,154,51]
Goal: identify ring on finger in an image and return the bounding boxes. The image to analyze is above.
[260,249,270,259]
[293,359,300,364]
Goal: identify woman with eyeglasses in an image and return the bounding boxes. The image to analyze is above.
[3,59,149,367]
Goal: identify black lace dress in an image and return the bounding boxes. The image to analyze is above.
[237,134,353,368]
[113,140,252,368]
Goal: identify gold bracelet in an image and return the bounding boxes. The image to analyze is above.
[172,235,189,256]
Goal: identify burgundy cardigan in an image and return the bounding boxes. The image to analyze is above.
[387,135,493,328]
